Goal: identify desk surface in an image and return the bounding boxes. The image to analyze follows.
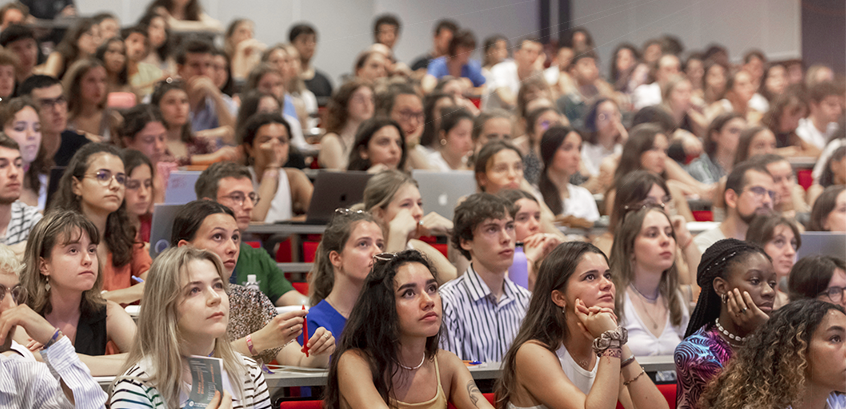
[97,356,674,390]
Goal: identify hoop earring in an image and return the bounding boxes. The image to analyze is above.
[440,138,447,146]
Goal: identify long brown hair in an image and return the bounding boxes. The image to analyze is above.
[495,242,608,408]
[609,206,684,327]
[0,97,50,195]
[20,210,105,316]
[309,210,377,306]
[324,80,372,135]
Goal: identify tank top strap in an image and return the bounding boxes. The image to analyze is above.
[395,355,448,409]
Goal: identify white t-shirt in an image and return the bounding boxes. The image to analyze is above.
[485,60,520,110]
[621,292,689,357]
[632,82,662,110]
[562,184,600,222]
[748,93,770,113]
[694,226,727,254]
[796,118,839,150]
[813,139,845,181]
[581,142,622,177]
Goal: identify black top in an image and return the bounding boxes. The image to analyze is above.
[410,53,433,71]
[303,69,333,100]
[20,0,74,20]
[73,303,108,356]
[54,130,89,167]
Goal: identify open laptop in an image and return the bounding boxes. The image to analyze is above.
[412,170,476,221]
[164,171,201,204]
[796,232,846,260]
[286,171,372,225]
[148,204,184,259]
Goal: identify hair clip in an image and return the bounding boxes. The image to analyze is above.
[373,252,398,262]
[335,208,366,215]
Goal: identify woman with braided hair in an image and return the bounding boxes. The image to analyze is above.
[673,238,777,409]
[699,299,846,409]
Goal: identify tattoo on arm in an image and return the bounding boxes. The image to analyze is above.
[466,380,481,407]
[602,347,622,359]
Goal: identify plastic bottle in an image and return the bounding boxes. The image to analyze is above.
[246,274,261,291]
[508,243,529,289]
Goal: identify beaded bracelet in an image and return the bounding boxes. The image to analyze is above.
[43,328,63,350]
[623,369,646,386]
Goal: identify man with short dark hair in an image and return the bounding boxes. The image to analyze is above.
[0,133,40,251]
[176,38,236,133]
[0,24,37,84]
[486,37,543,110]
[439,193,530,362]
[410,19,458,72]
[122,25,162,98]
[796,81,842,151]
[373,14,401,50]
[289,23,333,101]
[195,161,307,306]
[18,74,88,167]
[693,161,776,253]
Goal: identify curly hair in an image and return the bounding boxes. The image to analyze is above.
[699,299,845,409]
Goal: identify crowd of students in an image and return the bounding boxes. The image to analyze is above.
[0,2,844,408]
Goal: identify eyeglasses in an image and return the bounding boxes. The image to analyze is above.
[37,95,67,110]
[373,252,397,263]
[820,286,846,303]
[743,186,777,202]
[396,110,424,123]
[85,170,126,186]
[126,178,152,191]
[0,284,27,305]
[221,192,260,207]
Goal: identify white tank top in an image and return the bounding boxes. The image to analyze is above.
[506,344,598,409]
[249,167,293,223]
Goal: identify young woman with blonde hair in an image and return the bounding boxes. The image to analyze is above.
[109,246,271,408]
[362,170,457,282]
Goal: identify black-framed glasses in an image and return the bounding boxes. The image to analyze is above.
[221,192,260,207]
[85,170,126,186]
[820,286,846,303]
[743,186,777,202]
[37,95,67,110]
[0,284,27,305]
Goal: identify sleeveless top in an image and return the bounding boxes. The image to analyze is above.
[506,344,598,409]
[74,304,108,356]
[394,357,448,409]
[249,167,293,223]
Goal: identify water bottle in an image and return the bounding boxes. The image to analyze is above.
[245,274,261,291]
[508,243,529,289]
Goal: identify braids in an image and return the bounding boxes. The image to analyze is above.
[684,238,768,338]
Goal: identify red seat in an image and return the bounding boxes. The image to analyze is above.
[615,383,676,409]
[303,241,320,263]
[448,393,495,409]
[692,210,713,222]
[292,282,309,295]
[275,238,294,262]
[279,401,322,409]
[797,169,813,191]
[245,241,262,249]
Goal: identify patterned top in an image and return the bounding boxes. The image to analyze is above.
[0,200,42,245]
[523,149,542,186]
[110,354,271,409]
[227,284,283,366]
[674,324,733,409]
[686,154,724,185]
[439,264,531,362]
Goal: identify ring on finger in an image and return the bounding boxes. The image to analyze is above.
[741,307,748,313]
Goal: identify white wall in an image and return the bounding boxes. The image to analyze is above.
[569,0,801,73]
[26,0,539,86]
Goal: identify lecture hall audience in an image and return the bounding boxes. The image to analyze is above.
[0,4,841,408]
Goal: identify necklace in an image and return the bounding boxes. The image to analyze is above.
[715,318,746,343]
[631,289,665,331]
[630,284,659,303]
[398,355,426,371]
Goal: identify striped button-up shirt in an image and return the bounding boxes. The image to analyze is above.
[439,264,531,362]
[0,336,107,408]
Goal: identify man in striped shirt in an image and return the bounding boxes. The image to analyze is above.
[0,133,42,253]
[439,193,531,362]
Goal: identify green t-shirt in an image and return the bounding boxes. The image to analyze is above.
[234,243,295,304]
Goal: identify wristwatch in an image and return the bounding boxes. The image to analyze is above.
[592,326,628,356]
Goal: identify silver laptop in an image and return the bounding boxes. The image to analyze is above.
[164,171,201,204]
[412,170,476,221]
[796,232,846,260]
[299,171,372,224]
[148,204,184,258]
